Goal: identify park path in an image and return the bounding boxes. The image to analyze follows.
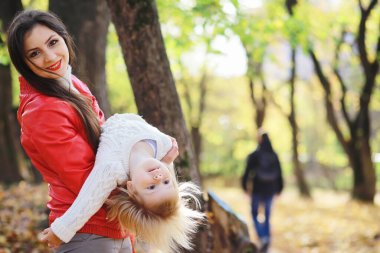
[206,184,380,253]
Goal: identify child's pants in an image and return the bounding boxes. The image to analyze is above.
[55,233,133,253]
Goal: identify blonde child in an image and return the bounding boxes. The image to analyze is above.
[42,113,205,253]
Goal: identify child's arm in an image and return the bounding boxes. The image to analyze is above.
[39,227,62,249]
[49,140,127,243]
[51,160,126,243]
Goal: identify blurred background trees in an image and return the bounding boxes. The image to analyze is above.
[0,0,379,204]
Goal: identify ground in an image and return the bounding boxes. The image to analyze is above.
[0,181,379,253]
[207,183,380,253]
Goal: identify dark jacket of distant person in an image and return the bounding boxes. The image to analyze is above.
[242,133,284,197]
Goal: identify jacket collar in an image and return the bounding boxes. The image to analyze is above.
[19,75,89,96]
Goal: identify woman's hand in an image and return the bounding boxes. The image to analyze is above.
[39,227,63,249]
[161,137,179,164]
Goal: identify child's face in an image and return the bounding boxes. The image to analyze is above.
[127,158,177,207]
[23,24,69,79]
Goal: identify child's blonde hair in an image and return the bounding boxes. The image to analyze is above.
[107,180,205,253]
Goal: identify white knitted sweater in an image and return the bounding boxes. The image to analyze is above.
[51,113,173,242]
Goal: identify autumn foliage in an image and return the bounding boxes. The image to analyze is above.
[0,182,50,253]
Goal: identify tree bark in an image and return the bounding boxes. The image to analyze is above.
[106,0,201,185]
[0,0,24,183]
[49,0,112,118]
[106,1,206,251]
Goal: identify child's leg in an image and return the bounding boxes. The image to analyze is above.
[55,233,132,253]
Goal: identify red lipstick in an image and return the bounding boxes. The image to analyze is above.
[46,60,62,71]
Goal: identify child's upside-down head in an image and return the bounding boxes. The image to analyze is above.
[107,158,205,253]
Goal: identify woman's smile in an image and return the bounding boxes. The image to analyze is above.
[46,59,62,71]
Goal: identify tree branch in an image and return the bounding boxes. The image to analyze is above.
[266,88,288,120]
[357,1,379,128]
[196,69,207,128]
[359,0,364,12]
[357,0,378,76]
[309,49,349,150]
[179,63,193,125]
[374,19,380,67]
[333,29,352,128]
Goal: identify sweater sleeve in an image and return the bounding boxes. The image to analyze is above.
[51,160,127,242]
[50,134,128,243]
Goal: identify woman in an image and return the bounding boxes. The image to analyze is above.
[7,9,177,252]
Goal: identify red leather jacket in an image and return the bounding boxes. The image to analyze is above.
[17,75,128,241]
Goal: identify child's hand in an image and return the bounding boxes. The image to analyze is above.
[39,227,63,249]
[161,137,179,164]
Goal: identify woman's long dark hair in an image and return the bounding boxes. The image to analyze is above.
[7,10,100,150]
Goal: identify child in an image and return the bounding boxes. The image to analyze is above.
[42,113,205,252]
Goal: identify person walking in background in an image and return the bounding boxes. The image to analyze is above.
[242,130,284,253]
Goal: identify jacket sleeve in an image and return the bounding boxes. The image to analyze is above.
[23,101,95,195]
[241,153,255,192]
[276,156,284,194]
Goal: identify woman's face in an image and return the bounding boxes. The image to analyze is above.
[23,24,69,79]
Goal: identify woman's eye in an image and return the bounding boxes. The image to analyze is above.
[49,39,58,47]
[148,185,155,190]
[29,51,39,58]
[164,180,170,185]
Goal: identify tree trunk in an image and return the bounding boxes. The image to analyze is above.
[311,49,377,202]
[308,0,379,202]
[106,1,206,251]
[0,63,23,183]
[248,77,266,129]
[106,0,201,185]
[183,70,207,170]
[0,0,24,183]
[347,127,376,201]
[49,0,112,118]
[191,126,201,168]
[285,0,310,198]
[288,48,311,198]
[245,53,266,131]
